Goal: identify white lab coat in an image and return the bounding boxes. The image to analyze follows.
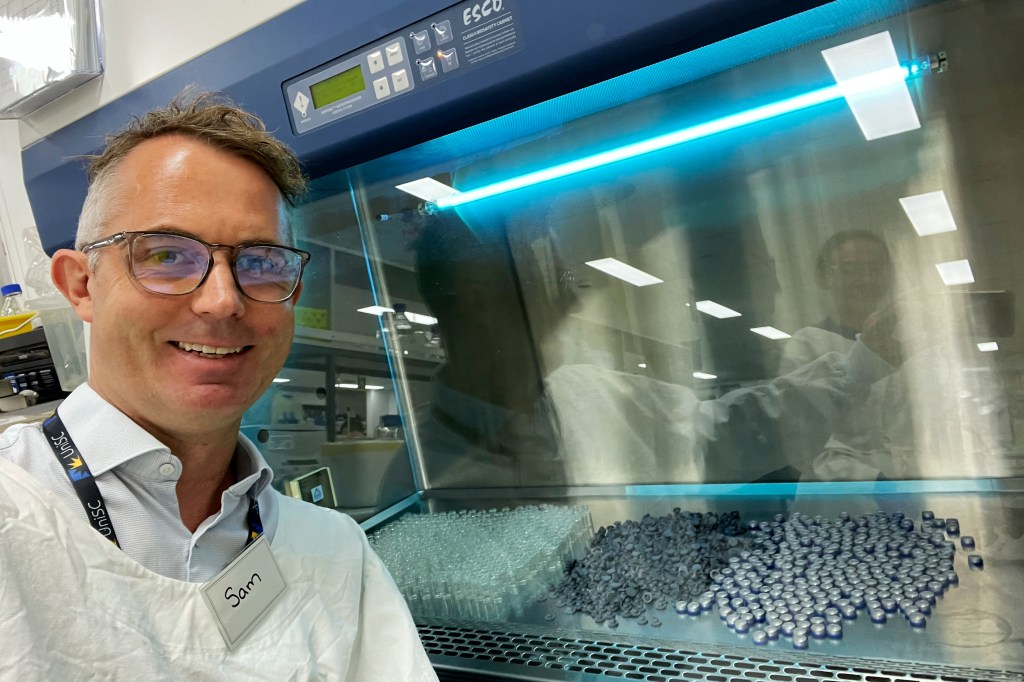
[0,457,437,681]
[780,325,1012,480]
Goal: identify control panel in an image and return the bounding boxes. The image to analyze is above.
[284,0,522,134]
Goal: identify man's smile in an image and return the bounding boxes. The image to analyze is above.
[174,341,251,358]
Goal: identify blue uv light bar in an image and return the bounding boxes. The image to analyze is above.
[431,59,930,212]
[624,477,1021,498]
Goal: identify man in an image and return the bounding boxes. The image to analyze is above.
[0,94,436,680]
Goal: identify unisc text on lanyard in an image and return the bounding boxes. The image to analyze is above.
[42,411,264,549]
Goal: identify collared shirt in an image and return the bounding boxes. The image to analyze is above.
[0,383,278,582]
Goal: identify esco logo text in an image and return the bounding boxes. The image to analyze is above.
[463,0,503,26]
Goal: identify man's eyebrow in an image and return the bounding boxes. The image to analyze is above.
[143,227,287,248]
[145,225,196,238]
[235,238,289,248]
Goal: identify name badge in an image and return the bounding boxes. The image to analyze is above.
[200,535,287,649]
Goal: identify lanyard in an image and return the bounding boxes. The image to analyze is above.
[42,410,263,549]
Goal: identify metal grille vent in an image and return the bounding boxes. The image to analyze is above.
[419,623,1023,682]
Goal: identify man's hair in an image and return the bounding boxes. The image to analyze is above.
[76,91,307,256]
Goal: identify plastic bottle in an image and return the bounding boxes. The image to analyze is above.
[391,303,413,336]
[0,284,26,317]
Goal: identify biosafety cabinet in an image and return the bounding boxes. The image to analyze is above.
[24,0,1024,679]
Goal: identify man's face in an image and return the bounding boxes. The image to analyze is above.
[826,238,892,307]
[78,135,299,437]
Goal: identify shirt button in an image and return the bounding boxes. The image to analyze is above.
[159,463,176,477]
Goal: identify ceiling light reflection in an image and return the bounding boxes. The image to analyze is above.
[822,31,921,140]
[696,300,742,318]
[395,177,459,202]
[358,305,394,316]
[585,258,664,287]
[899,190,957,236]
[751,326,791,340]
[935,259,975,286]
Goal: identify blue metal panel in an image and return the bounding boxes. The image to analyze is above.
[23,0,833,254]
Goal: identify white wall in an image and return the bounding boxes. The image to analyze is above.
[0,0,305,296]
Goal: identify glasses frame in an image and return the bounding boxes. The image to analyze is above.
[80,230,311,303]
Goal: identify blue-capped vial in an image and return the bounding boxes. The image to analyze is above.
[869,608,886,624]
[781,621,796,638]
[810,622,827,639]
[764,624,781,640]
[922,511,934,521]
[792,633,809,650]
[826,623,843,639]
[687,601,702,616]
[752,629,768,645]
[968,554,984,569]
[908,612,927,628]
[961,536,976,550]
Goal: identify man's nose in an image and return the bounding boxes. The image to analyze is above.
[190,252,245,317]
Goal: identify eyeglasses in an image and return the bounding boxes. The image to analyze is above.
[81,231,311,303]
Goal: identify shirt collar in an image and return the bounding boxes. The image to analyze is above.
[58,384,274,496]
[57,383,169,476]
[234,433,274,496]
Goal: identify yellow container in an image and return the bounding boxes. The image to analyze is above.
[0,313,37,339]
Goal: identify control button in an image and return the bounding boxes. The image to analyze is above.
[410,29,430,54]
[439,48,460,73]
[291,91,310,117]
[417,57,437,81]
[391,68,410,92]
[385,41,403,66]
[373,76,391,99]
[158,463,176,477]
[431,19,453,45]
[368,50,385,74]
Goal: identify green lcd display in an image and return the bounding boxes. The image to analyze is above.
[309,65,366,109]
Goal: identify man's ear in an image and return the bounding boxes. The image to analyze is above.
[51,249,95,323]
